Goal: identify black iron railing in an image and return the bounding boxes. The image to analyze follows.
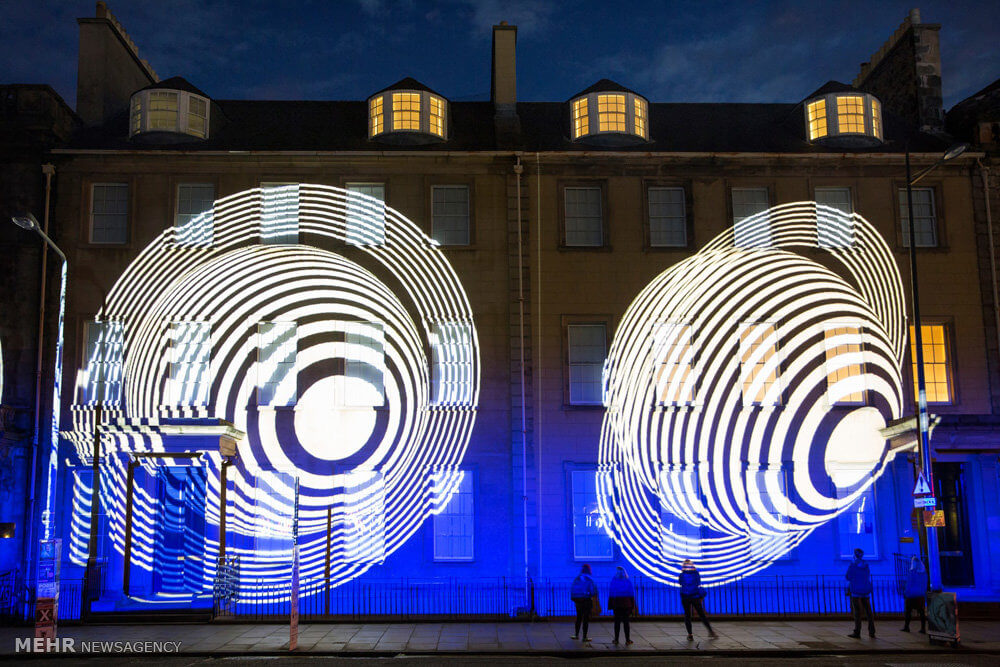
[213,572,904,621]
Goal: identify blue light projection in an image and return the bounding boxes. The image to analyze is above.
[598,202,908,585]
[63,185,480,599]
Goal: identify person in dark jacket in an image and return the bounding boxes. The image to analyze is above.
[901,555,927,633]
[678,559,716,640]
[569,564,598,642]
[846,548,876,638]
[608,566,636,645]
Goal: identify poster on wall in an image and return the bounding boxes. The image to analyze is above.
[927,590,959,646]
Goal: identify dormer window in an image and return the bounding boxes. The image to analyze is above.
[368,82,448,144]
[569,83,649,145]
[804,91,883,146]
[129,88,211,139]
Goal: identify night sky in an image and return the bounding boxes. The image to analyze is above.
[3,1,998,110]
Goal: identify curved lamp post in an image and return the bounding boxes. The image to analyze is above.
[904,142,968,591]
[11,213,67,543]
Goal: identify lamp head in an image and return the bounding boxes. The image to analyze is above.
[11,213,39,231]
[942,143,969,162]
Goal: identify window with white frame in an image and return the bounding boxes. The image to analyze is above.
[648,186,687,247]
[345,183,386,246]
[899,187,938,247]
[129,89,211,139]
[833,469,878,559]
[564,187,603,246]
[78,320,124,405]
[344,321,385,407]
[571,469,613,560]
[732,187,771,248]
[167,321,210,405]
[739,322,781,407]
[746,466,791,561]
[257,322,297,407]
[824,324,866,405]
[90,183,129,244]
[430,321,474,406]
[567,323,606,405]
[260,183,299,244]
[652,322,695,406]
[659,466,703,559]
[431,185,470,245]
[339,470,386,564]
[815,186,854,248]
[175,183,215,246]
[432,470,474,561]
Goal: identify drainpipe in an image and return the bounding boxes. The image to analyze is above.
[513,156,528,590]
[979,160,1000,405]
[534,152,543,580]
[23,163,55,576]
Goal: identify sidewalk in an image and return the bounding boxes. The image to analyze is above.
[1,619,998,655]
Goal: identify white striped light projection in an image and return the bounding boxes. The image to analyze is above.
[598,202,907,585]
[64,185,479,596]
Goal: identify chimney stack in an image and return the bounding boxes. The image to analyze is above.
[853,8,944,134]
[492,22,517,110]
[76,1,158,126]
[492,22,520,146]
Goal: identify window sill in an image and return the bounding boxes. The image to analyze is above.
[558,244,612,252]
[563,403,605,411]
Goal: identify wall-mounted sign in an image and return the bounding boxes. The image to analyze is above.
[924,510,945,527]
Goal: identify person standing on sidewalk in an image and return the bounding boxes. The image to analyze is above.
[901,555,928,633]
[846,548,876,638]
[570,563,598,642]
[608,566,636,645]
[678,559,716,641]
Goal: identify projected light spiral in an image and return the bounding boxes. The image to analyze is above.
[65,184,479,597]
[598,202,907,585]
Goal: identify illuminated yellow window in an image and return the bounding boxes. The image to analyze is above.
[130,96,142,135]
[392,92,421,131]
[370,96,384,135]
[652,322,695,405]
[149,91,179,130]
[871,99,883,139]
[186,95,207,138]
[807,99,827,140]
[572,97,589,138]
[824,325,865,404]
[740,323,781,406]
[429,95,445,137]
[837,95,865,134]
[598,94,626,132]
[634,97,647,138]
[910,324,953,403]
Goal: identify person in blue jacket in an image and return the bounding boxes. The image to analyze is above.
[846,548,876,638]
[569,563,598,642]
[901,555,927,633]
[678,559,716,640]
[608,566,636,645]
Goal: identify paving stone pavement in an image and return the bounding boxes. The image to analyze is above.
[1,619,997,655]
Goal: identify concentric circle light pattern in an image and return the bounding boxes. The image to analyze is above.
[599,202,907,585]
[65,185,480,597]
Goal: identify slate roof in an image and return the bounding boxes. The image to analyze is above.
[571,79,641,99]
[138,76,211,98]
[370,77,443,98]
[946,77,1000,141]
[66,97,949,153]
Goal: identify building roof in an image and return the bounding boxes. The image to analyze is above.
[65,97,949,153]
[571,79,641,99]
[802,80,865,99]
[370,77,443,98]
[947,77,1000,141]
[138,76,210,98]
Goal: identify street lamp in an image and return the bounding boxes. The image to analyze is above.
[11,213,67,542]
[904,141,968,591]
